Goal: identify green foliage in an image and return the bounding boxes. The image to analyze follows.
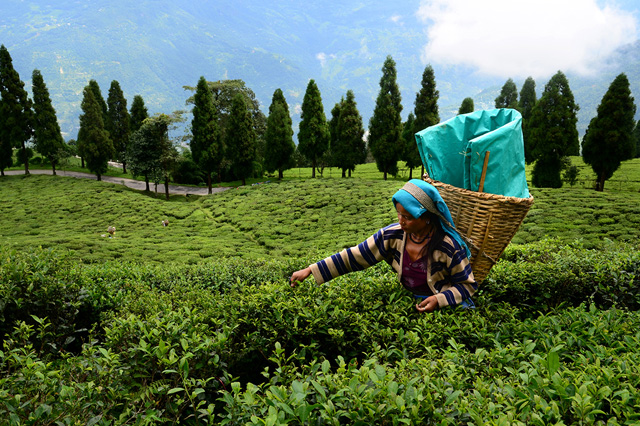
[88,79,109,124]
[528,71,580,188]
[185,79,267,156]
[106,80,131,172]
[457,97,474,114]
[31,69,65,174]
[2,243,640,424]
[412,64,440,134]
[77,84,114,180]
[225,93,257,186]
[264,88,295,179]
[532,155,563,188]
[486,238,640,311]
[129,94,148,134]
[191,76,223,191]
[14,146,33,166]
[368,55,403,180]
[331,90,366,177]
[298,79,330,178]
[495,78,519,109]
[634,120,640,158]
[172,149,204,185]
[582,73,637,192]
[0,44,34,173]
[128,113,180,198]
[519,76,537,164]
[401,113,421,179]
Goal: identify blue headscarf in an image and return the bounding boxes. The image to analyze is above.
[392,179,471,258]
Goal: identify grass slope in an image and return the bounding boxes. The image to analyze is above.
[2,158,640,264]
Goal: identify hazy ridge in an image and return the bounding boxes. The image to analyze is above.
[1,0,639,139]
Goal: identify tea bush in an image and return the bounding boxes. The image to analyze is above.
[2,243,640,424]
[4,172,640,264]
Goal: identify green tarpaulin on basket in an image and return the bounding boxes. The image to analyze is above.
[414,108,529,199]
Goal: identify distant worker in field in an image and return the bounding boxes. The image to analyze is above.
[290,179,477,313]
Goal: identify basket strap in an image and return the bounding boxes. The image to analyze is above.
[402,181,443,222]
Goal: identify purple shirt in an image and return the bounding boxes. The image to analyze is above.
[400,248,434,297]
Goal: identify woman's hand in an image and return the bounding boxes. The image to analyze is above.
[290,267,312,287]
[416,295,439,313]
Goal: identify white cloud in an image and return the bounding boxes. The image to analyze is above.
[316,52,337,68]
[417,0,638,78]
[316,52,327,68]
[390,14,403,24]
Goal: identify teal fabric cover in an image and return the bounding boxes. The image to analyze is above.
[414,108,529,198]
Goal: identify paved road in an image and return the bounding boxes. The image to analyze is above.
[2,169,231,196]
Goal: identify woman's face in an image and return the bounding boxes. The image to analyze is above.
[396,203,429,235]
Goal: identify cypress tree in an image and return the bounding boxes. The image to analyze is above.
[528,71,579,188]
[130,95,149,134]
[107,81,131,173]
[328,97,343,171]
[333,90,365,178]
[368,55,403,180]
[495,78,518,109]
[0,101,11,175]
[0,44,33,175]
[78,85,114,181]
[458,97,474,115]
[634,120,640,159]
[298,79,330,178]
[191,76,222,192]
[402,113,420,179]
[31,69,65,175]
[519,77,537,164]
[410,65,439,179]
[413,65,440,134]
[226,93,256,186]
[88,80,109,125]
[582,73,636,191]
[264,88,295,180]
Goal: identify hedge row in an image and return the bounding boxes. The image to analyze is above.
[1,240,640,424]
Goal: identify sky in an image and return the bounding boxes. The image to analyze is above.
[416,0,639,79]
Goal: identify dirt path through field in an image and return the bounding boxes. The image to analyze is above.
[3,169,231,196]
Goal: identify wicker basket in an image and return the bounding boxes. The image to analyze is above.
[424,175,534,283]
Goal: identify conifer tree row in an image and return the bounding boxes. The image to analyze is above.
[31,69,65,175]
[0,44,33,175]
[330,90,365,177]
[298,79,329,178]
[519,77,537,164]
[226,93,256,186]
[458,97,474,115]
[191,76,222,193]
[264,88,295,180]
[527,71,579,188]
[107,80,131,173]
[582,73,636,191]
[77,84,114,181]
[495,78,519,109]
[368,55,403,180]
[406,64,440,179]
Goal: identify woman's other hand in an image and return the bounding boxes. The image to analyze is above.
[415,295,439,313]
[290,267,312,287]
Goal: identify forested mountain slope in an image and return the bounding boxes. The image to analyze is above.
[1,0,639,138]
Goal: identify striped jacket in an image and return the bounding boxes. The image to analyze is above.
[309,223,478,307]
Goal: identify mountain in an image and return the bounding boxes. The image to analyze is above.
[1,0,639,140]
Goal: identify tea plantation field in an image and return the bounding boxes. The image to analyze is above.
[1,159,640,425]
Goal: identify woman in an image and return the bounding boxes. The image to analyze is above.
[290,179,477,313]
